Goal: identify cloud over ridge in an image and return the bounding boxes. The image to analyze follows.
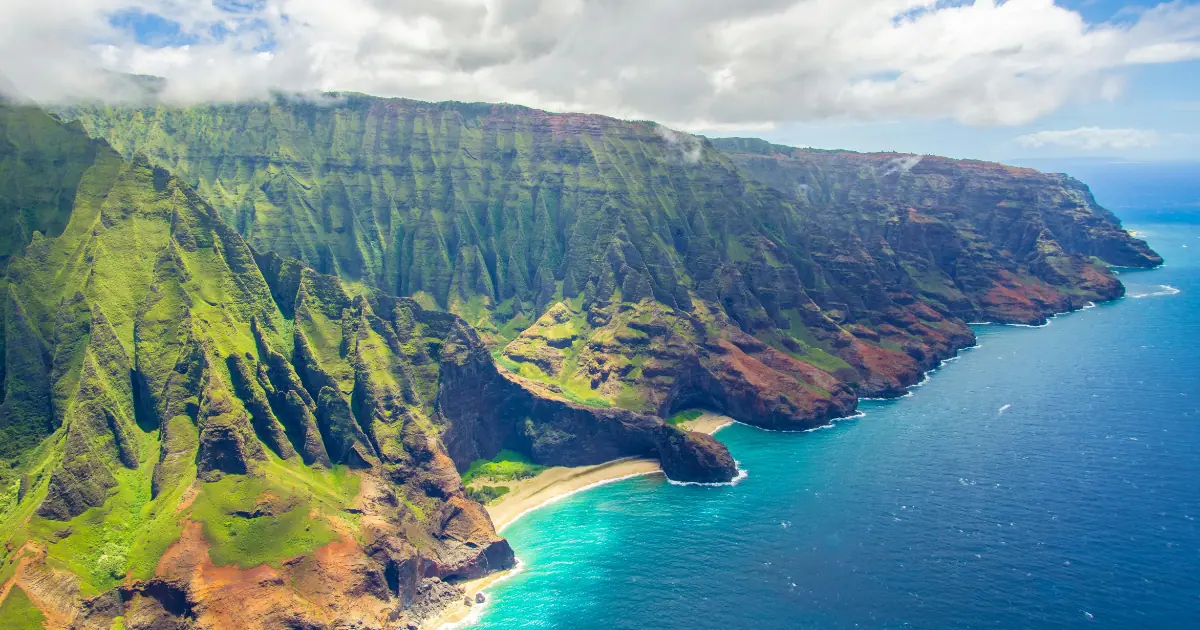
[2,0,1199,130]
[1015,127,1161,151]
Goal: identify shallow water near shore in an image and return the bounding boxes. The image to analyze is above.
[471,219,1200,628]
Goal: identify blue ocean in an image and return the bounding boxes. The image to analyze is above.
[472,164,1200,629]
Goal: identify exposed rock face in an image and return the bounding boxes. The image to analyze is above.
[711,138,1162,324]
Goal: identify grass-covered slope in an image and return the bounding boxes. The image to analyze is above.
[0,106,100,274]
[63,96,1161,417]
[65,97,815,337]
[0,102,734,629]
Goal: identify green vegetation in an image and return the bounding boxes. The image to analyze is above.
[187,463,359,569]
[0,102,419,614]
[773,311,855,374]
[27,463,173,594]
[461,450,546,485]
[0,586,46,630]
[465,485,510,505]
[555,388,614,409]
[666,409,704,426]
[55,95,1158,438]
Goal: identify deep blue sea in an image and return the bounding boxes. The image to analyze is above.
[471,174,1200,629]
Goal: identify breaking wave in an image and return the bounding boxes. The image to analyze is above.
[667,465,750,487]
[1129,285,1181,299]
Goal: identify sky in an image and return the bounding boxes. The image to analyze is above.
[0,0,1198,161]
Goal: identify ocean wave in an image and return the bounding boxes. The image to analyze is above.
[710,421,735,435]
[860,391,914,402]
[859,340,983,405]
[970,319,1051,328]
[970,315,1070,327]
[667,464,749,487]
[730,409,865,434]
[1129,284,1181,299]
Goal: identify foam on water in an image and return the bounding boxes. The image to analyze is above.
[727,409,866,436]
[1129,284,1181,298]
[709,421,735,434]
[666,465,750,487]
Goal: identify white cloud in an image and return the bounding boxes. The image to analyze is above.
[0,0,1198,128]
[656,126,704,163]
[1126,42,1200,64]
[1015,127,1160,151]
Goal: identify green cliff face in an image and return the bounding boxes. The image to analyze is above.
[64,96,1158,414]
[0,106,100,274]
[0,101,732,628]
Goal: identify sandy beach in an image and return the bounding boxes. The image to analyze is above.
[486,456,661,531]
[679,410,735,436]
[426,413,733,629]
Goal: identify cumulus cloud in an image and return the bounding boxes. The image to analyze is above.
[1,0,1199,129]
[656,126,704,164]
[1015,127,1160,151]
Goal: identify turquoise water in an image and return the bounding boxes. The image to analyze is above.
[473,214,1198,628]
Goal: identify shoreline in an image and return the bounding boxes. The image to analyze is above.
[679,411,735,436]
[488,457,662,532]
[427,413,733,630]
